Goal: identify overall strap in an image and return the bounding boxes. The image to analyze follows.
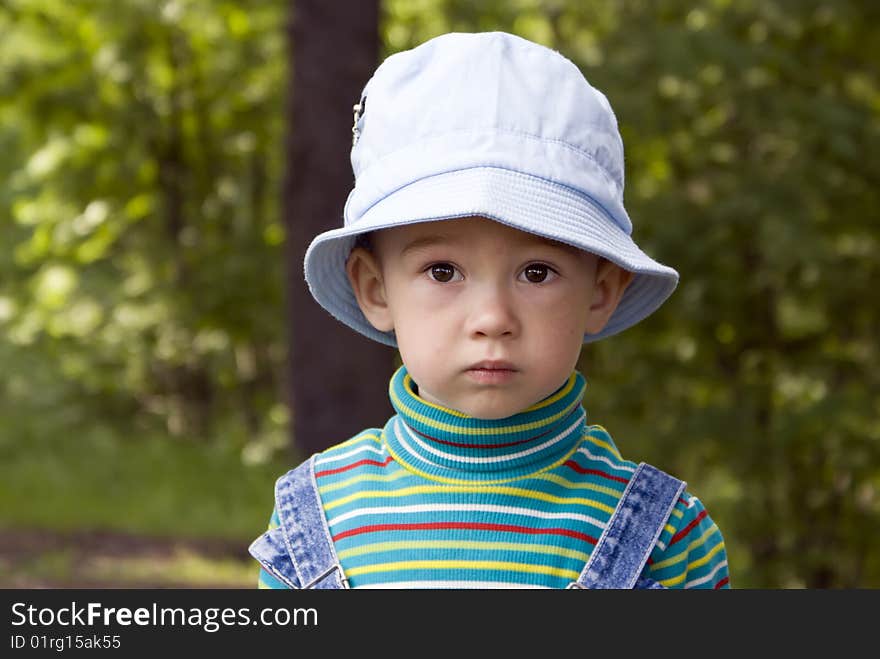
[274,454,349,589]
[571,462,686,589]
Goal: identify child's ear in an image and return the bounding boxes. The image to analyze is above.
[346,246,395,333]
[584,258,635,335]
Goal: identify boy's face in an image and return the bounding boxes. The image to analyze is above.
[346,216,633,420]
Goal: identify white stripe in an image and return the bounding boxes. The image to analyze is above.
[684,559,728,588]
[397,410,585,466]
[355,580,550,589]
[576,445,636,472]
[327,503,607,530]
[393,418,447,468]
[315,442,385,466]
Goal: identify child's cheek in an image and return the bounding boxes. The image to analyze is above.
[534,294,590,337]
[525,285,584,314]
[395,283,457,330]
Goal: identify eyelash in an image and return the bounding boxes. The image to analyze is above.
[423,262,559,284]
[423,263,461,283]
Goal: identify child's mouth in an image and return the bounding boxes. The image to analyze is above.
[466,364,518,385]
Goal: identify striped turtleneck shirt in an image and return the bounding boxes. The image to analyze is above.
[258,366,730,589]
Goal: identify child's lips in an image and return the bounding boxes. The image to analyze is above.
[466,362,518,384]
[467,360,517,371]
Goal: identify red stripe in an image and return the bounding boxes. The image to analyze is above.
[563,461,629,484]
[411,406,580,449]
[669,509,708,546]
[411,426,537,449]
[714,576,730,589]
[333,522,598,544]
[315,455,393,477]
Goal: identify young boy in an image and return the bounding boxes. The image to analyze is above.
[250,31,730,589]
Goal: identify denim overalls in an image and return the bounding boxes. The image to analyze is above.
[249,458,686,590]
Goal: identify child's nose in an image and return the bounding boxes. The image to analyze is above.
[465,284,520,340]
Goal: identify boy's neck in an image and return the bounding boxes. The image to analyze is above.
[382,365,588,481]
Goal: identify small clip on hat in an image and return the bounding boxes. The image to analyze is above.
[351,96,366,147]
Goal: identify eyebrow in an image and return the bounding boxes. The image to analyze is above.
[535,236,582,254]
[399,235,460,256]
[399,233,581,256]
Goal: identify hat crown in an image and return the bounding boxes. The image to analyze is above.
[349,31,629,231]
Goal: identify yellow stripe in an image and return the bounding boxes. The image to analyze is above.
[691,524,721,552]
[337,540,590,563]
[651,551,686,572]
[582,431,623,459]
[318,469,410,494]
[332,432,382,450]
[658,571,686,587]
[652,523,720,570]
[322,482,615,515]
[533,472,624,498]
[686,538,726,571]
[393,375,580,435]
[401,373,469,418]
[657,540,725,589]
[524,374,578,411]
[345,559,580,580]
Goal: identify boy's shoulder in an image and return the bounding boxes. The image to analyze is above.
[317,427,385,459]
[582,423,721,544]
[273,427,387,487]
[309,427,387,476]
[581,423,639,472]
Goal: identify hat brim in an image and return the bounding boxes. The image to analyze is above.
[304,166,678,347]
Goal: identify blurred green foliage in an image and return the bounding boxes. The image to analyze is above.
[1,0,878,587]
[1,0,289,453]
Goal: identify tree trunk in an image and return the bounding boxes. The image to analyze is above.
[283,0,393,458]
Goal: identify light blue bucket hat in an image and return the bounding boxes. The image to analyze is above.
[303,31,679,346]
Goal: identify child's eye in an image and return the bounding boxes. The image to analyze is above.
[520,263,557,284]
[426,263,461,283]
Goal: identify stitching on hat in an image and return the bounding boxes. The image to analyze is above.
[356,127,623,194]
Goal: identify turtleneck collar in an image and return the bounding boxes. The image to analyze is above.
[382,365,587,482]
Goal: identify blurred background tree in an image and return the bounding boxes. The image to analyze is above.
[284,0,392,459]
[0,0,877,588]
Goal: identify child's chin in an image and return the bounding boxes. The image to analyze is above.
[458,398,528,421]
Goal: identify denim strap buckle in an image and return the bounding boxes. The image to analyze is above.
[301,562,350,590]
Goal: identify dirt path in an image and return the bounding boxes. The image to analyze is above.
[0,527,253,588]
